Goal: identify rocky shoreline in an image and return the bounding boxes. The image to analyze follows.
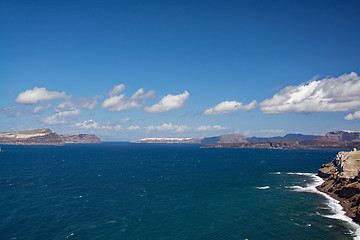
[317,149,360,223]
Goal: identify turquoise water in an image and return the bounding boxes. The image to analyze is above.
[0,143,358,239]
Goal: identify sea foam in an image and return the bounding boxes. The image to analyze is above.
[286,172,360,240]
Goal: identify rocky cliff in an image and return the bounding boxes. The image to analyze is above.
[60,134,102,143]
[324,131,360,141]
[0,128,65,145]
[317,149,360,222]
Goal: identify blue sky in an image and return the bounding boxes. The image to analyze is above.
[1,0,359,141]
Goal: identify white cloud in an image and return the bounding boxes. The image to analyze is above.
[144,91,189,113]
[77,97,98,110]
[195,125,227,131]
[204,100,257,115]
[15,87,70,104]
[74,120,124,130]
[344,111,360,121]
[33,104,52,114]
[102,87,155,112]
[56,101,74,111]
[112,124,123,130]
[145,123,191,132]
[109,84,126,96]
[74,119,100,129]
[130,88,155,101]
[143,123,227,133]
[260,72,360,114]
[43,109,80,125]
[120,117,131,123]
[259,129,284,133]
[127,125,140,130]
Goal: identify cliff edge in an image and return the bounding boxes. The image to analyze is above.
[317,149,360,222]
[0,128,65,145]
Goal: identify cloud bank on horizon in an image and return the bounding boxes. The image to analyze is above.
[2,72,360,138]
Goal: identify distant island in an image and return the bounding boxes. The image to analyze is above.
[131,137,203,143]
[0,128,101,145]
[60,134,101,144]
[132,131,360,150]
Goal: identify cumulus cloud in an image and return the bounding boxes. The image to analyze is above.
[43,109,81,125]
[33,104,52,114]
[195,125,228,131]
[109,84,126,96]
[127,125,140,130]
[344,111,360,121]
[144,91,189,113]
[145,123,191,132]
[15,87,70,104]
[203,100,257,115]
[259,129,284,133]
[56,101,74,111]
[143,123,227,133]
[260,72,360,114]
[120,117,131,123]
[74,120,124,130]
[74,119,100,129]
[102,87,155,112]
[77,97,98,110]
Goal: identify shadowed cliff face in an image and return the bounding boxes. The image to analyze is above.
[0,128,64,145]
[317,150,360,222]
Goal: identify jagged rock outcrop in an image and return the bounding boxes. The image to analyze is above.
[317,149,360,222]
[60,134,102,143]
[0,128,65,145]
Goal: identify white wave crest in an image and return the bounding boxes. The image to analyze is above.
[256,186,270,190]
[286,172,360,240]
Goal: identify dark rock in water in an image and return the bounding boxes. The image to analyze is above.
[0,128,65,145]
[60,134,102,143]
[317,149,360,223]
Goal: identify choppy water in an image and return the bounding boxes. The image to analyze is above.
[0,143,358,239]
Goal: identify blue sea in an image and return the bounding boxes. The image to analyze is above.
[1,143,359,240]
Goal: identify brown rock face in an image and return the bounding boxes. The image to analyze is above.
[324,131,360,141]
[317,150,360,222]
[0,128,65,145]
[60,134,102,143]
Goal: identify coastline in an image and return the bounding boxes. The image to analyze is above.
[315,149,360,232]
[316,184,359,225]
[288,172,360,239]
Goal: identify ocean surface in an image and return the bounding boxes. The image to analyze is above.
[1,143,359,240]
